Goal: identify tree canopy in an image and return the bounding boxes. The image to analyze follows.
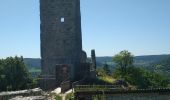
[112,50,169,89]
[113,50,134,77]
[0,56,35,91]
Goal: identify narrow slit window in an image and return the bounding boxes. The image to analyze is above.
[61,17,65,23]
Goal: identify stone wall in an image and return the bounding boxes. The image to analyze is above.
[79,93,170,100]
[105,93,170,100]
[40,0,83,90]
[75,88,170,100]
[38,75,56,90]
[61,81,71,93]
[0,88,43,100]
[56,64,71,86]
[40,0,82,76]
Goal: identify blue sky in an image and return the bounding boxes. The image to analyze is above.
[0,0,170,58]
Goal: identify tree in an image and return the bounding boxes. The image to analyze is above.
[123,67,150,88]
[0,56,34,91]
[103,63,111,75]
[113,50,134,77]
[112,50,169,88]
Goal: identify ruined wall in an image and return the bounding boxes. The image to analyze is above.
[75,88,170,100]
[40,0,82,89]
[106,93,170,100]
[0,88,43,100]
[77,92,170,100]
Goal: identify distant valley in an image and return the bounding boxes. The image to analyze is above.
[24,54,170,72]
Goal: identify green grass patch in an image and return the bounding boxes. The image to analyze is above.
[168,84,170,88]
[97,75,115,84]
[55,95,62,100]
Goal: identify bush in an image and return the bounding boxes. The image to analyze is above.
[55,95,62,100]
[113,66,169,88]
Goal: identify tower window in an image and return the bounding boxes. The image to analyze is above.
[61,17,65,23]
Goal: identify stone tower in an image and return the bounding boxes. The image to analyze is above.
[40,0,83,89]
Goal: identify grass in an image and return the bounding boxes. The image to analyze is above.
[168,84,170,88]
[97,75,116,84]
[55,95,62,100]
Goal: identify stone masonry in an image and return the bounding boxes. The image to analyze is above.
[40,0,85,90]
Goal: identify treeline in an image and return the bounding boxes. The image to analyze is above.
[97,50,170,89]
[0,56,36,92]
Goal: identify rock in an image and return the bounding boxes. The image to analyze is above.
[10,96,45,100]
[0,88,43,100]
[51,87,61,94]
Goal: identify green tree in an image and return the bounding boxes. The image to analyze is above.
[113,50,134,77]
[96,63,111,76]
[112,50,169,88]
[103,63,111,75]
[144,70,169,88]
[122,67,150,88]
[0,56,35,91]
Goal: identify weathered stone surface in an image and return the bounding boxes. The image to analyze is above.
[61,81,71,93]
[77,93,170,100]
[55,64,71,86]
[38,75,56,90]
[106,93,170,100]
[10,96,45,100]
[40,0,84,90]
[0,88,43,100]
[75,89,170,100]
[81,51,87,63]
[91,49,96,70]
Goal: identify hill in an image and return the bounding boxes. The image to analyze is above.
[24,54,170,71]
[24,58,41,77]
[24,58,41,69]
[149,57,170,79]
[24,55,170,77]
[96,54,170,66]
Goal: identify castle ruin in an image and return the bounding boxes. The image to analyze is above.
[39,0,93,90]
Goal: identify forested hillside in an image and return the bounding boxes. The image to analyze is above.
[149,57,170,80]
[24,55,170,69]
[24,58,41,77]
